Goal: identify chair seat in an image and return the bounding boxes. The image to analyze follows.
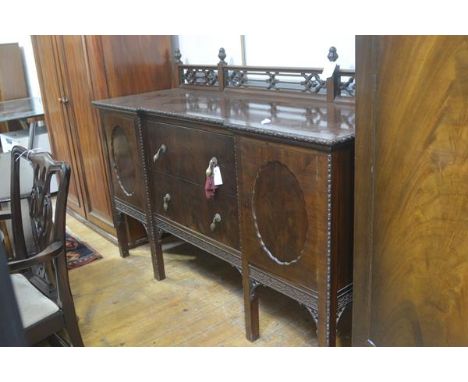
[10,273,60,329]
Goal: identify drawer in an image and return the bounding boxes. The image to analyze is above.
[101,111,145,212]
[152,172,240,250]
[144,120,237,197]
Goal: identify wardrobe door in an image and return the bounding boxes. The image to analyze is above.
[57,36,114,232]
[98,35,173,96]
[353,36,468,346]
[31,36,85,215]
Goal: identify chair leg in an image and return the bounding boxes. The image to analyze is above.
[243,278,260,341]
[61,296,84,346]
[63,316,84,346]
[114,210,129,258]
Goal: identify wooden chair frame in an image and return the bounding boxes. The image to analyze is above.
[0,146,83,346]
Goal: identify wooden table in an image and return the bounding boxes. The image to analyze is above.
[0,97,44,150]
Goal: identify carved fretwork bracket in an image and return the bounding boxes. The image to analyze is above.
[336,289,353,324]
[157,227,164,240]
[305,306,319,325]
[113,210,125,227]
[249,279,261,301]
[114,198,146,224]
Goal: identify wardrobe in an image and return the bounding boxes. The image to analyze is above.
[32,36,174,242]
[353,35,468,346]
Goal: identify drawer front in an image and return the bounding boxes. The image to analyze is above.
[238,137,329,291]
[152,172,240,250]
[144,119,237,197]
[101,111,145,212]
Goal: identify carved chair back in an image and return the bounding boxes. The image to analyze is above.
[8,146,83,345]
[10,146,70,260]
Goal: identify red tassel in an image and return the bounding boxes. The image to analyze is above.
[205,175,216,199]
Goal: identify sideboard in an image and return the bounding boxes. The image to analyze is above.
[93,48,355,346]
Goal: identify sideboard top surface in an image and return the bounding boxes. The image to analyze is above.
[93,88,355,146]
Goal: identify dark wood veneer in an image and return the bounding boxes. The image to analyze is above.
[238,137,327,292]
[144,119,237,196]
[94,47,355,346]
[151,172,240,250]
[353,36,468,346]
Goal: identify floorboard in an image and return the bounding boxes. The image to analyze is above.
[66,214,351,346]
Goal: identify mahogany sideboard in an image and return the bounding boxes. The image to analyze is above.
[93,48,356,346]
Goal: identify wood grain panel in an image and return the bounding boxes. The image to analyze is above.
[152,172,240,250]
[238,136,329,291]
[31,36,85,214]
[100,111,146,211]
[353,36,468,346]
[57,36,113,231]
[145,119,237,196]
[99,36,173,97]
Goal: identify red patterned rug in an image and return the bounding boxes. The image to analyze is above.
[66,233,103,270]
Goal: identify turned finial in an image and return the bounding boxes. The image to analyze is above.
[327,46,338,62]
[218,47,227,64]
[174,49,182,64]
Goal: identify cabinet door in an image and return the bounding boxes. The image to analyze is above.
[101,111,145,212]
[238,136,329,292]
[56,36,113,232]
[353,36,468,346]
[31,36,85,215]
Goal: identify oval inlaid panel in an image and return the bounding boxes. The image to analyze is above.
[111,125,135,196]
[252,161,308,265]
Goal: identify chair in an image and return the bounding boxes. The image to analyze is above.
[0,240,26,346]
[0,151,34,257]
[0,146,83,346]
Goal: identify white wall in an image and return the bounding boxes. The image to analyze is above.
[244,35,355,69]
[177,35,244,65]
[0,35,41,99]
[177,34,355,69]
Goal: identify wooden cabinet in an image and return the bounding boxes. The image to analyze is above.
[94,49,356,345]
[32,35,173,241]
[353,36,468,346]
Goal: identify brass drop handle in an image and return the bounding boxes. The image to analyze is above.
[163,193,171,211]
[206,157,218,176]
[153,144,167,162]
[210,213,222,231]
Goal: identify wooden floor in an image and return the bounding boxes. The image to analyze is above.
[66,214,351,346]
